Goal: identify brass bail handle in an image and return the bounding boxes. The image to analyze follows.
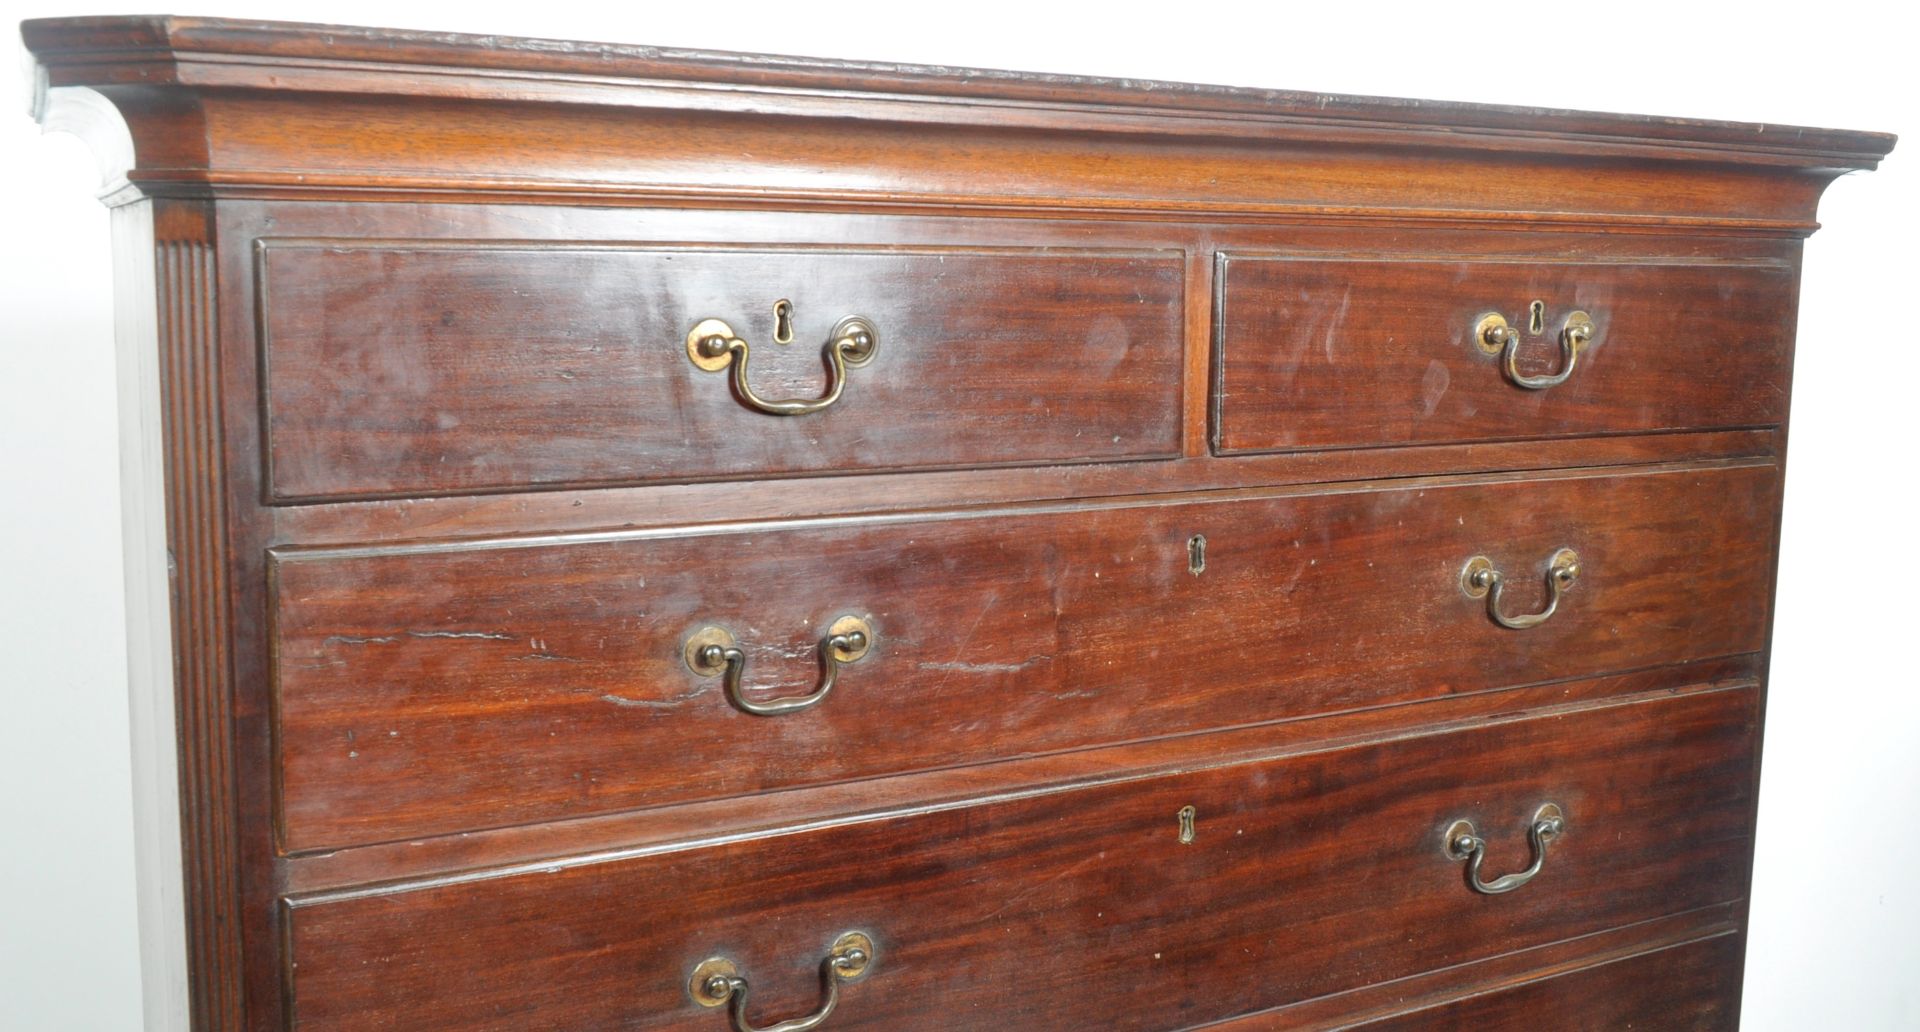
[1445,804,1565,895]
[1460,548,1581,630]
[685,616,874,716]
[691,932,875,1032]
[687,306,878,415]
[1474,306,1596,390]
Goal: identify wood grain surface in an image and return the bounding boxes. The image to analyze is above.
[1351,933,1742,1031]
[1214,254,1796,454]
[259,243,1183,499]
[271,463,1776,851]
[283,684,1758,1031]
[19,15,1888,1029]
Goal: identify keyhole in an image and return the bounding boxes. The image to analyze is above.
[773,299,794,344]
[1187,535,1207,576]
[1177,805,1197,845]
[1528,300,1546,335]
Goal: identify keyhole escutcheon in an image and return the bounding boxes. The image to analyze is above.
[772,298,795,344]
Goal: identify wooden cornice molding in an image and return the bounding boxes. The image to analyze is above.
[23,15,1896,166]
[20,16,1900,226]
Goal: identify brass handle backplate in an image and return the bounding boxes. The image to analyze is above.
[690,931,875,1032]
[685,616,873,716]
[1461,548,1581,630]
[1475,307,1595,390]
[1445,804,1565,895]
[688,310,877,415]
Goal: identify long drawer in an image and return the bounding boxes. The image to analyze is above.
[1212,252,1796,455]
[257,242,1186,501]
[283,684,1758,1031]
[269,462,1776,852]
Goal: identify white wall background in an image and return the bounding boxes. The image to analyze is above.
[3,2,1912,1029]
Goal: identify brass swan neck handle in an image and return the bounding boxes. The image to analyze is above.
[690,932,875,1032]
[1475,307,1595,390]
[685,617,874,716]
[1461,548,1581,630]
[1445,804,1565,895]
[688,311,878,416]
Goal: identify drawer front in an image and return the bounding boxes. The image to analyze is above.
[284,686,1758,1031]
[258,242,1185,500]
[1351,934,1741,1030]
[271,464,1775,852]
[1212,253,1795,454]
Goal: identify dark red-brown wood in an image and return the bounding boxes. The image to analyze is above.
[19,15,1894,171]
[284,685,1757,1031]
[259,243,1184,500]
[22,15,1890,1031]
[1213,254,1797,454]
[143,200,251,1032]
[271,462,1775,851]
[1350,934,1742,1031]
[1210,908,1743,1029]
[278,659,1762,895]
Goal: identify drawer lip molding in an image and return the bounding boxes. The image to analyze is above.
[1238,922,1746,1031]
[255,239,1187,503]
[267,461,1779,854]
[279,683,1759,1032]
[267,427,1783,549]
[265,455,1775,560]
[1347,935,1745,1030]
[1211,250,1799,457]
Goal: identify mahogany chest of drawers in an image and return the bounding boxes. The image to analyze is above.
[24,16,1893,1030]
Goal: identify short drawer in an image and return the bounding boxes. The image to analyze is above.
[1212,252,1795,454]
[283,685,1758,1031]
[270,463,1776,852]
[258,242,1185,500]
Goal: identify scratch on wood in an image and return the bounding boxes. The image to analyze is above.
[322,634,400,646]
[983,852,1105,920]
[599,683,714,710]
[926,591,999,695]
[921,654,1052,674]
